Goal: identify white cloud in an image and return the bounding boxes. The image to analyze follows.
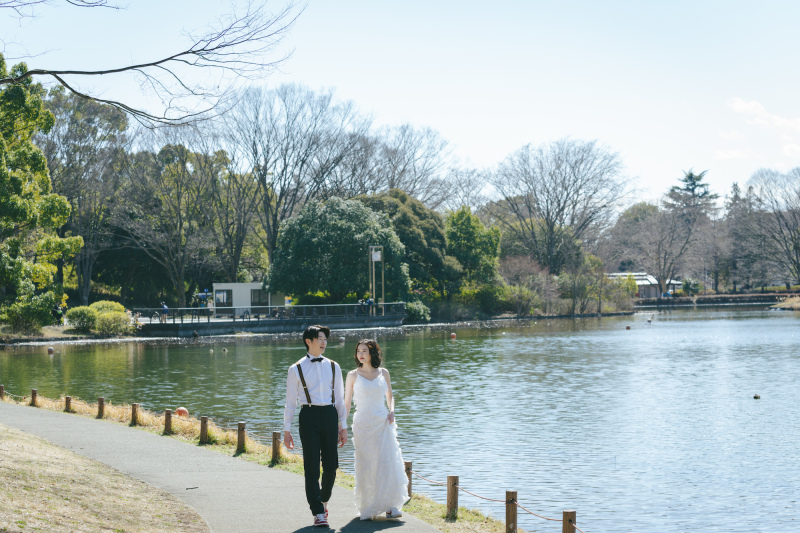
[715,149,752,160]
[718,128,744,141]
[782,144,800,157]
[727,97,800,133]
[728,98,766,115]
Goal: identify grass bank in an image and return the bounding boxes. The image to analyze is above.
[1,392,520,533]
[0,422,207,533]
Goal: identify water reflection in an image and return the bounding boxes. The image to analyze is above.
[1,307,798,531]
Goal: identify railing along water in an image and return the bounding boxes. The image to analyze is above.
[131,302,407,325]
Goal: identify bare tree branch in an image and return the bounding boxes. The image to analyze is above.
[1,1,301,125]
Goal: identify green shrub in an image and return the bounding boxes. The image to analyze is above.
[95,311,131,335]
[90,300,125,314]
[501,285,539,317]
[405,301,431,323]
[1,292,57,332]
[475,284,504,315]
[66,306,98,331]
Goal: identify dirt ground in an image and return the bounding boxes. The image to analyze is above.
[0,423,208,533]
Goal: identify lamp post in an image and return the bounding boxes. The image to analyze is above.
[368,245,385,316]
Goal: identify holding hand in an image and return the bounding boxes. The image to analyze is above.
[338,428,348,447]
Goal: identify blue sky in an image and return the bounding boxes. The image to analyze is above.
[6,0,800,202]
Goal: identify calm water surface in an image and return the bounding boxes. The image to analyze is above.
[1,307,798,532]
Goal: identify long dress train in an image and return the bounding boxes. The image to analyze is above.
[352,372,409,519]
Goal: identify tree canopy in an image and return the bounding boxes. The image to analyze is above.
[356,189,456,295]
[267,197,410,302]
[445,206,500,286]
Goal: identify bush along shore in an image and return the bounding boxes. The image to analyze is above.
[0,388,520,533]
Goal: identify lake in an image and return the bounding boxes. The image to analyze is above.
[1,307,796,532]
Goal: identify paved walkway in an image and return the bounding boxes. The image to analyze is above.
[0,401,438,533]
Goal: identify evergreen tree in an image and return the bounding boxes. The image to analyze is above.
[268,198,410,302]
[0,54,82,329]
[445,206,500,286]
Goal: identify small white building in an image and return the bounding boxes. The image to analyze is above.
[607,272,682,298]
[212,282,285,314]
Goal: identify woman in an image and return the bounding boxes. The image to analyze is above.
[344,339,409,520]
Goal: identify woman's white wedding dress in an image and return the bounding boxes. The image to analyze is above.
[352,372,409,519]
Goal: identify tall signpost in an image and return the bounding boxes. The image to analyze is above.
[369,245,385,316]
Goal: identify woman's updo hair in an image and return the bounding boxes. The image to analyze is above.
[354,339,382,368]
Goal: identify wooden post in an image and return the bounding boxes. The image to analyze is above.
[30,389,37,406]
[505,491,517,533]
[97,397,105,419]
[446,475,458,519]
[404,461,412,498]
[236,422,246,454]
[64,396,71,412]
[131,403,139,426]
[0,384,4,399]
[562,510,576,533]
[164,409,172,434]
[200,416,209,444]
[271,431,281,463]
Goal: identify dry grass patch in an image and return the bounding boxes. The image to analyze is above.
[0,423,207,533]
[773,296,800,310]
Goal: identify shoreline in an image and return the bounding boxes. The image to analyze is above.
[2,299,783,348]
[1,312,635,347]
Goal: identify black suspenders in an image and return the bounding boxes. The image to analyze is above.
[295,360,336,405]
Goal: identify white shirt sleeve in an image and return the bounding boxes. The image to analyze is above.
[283,364,299,432]
[334,362,347,430]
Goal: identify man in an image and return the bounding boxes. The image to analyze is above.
[284,325,348,527]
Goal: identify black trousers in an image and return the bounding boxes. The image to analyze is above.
[299,405,339,515]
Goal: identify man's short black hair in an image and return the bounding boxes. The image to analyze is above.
[303,324,331,350]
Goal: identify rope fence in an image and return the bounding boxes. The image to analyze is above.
[409,464,586,532]
[2,384,588,532]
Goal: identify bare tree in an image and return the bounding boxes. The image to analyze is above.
[317,124,452,209]
[223,84,368,264]
[439,167,487,213]
[1,1,300,125]
[616,202,698,294]
[499,255,556,317]
[320,132,384,200]
[193,124,262,282]
[377,125,451,208]
[1,0,116,18]
[487,138,627,274]
[35,87,128,305]
[114,128,220,307]
[746,168,800,284]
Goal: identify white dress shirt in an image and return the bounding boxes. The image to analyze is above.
[283,354,347,432]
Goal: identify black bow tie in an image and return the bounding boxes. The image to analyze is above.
[310,357,323,363]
